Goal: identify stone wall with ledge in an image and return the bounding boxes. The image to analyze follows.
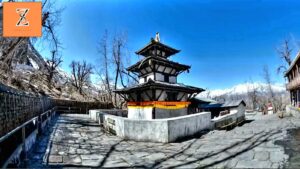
[212,110,245,129]
[89,109,127,121]
[89,110,212,143]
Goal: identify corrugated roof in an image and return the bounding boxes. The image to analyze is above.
[193,97,218,103]
[202,103,223,109]
[221,100,246,108]
[200,99,246,109]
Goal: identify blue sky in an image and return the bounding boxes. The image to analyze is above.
[36,0,300,90]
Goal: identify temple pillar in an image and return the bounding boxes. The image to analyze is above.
[294,90,296,107]
[292,90,295,106]
[290,91,293,105]
[296,90,298,107]
[296,89,300,107]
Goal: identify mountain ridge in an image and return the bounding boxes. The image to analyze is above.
[197,82,287,98]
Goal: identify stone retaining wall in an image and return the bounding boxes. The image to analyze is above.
[0,83,53,137]
[54,100,113,114]
[0,83,113,137]
[90,109,127,120]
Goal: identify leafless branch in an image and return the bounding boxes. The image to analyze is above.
[70,60,93,94]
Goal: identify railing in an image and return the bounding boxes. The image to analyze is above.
[0,107,56,168]
[286,75,300,90]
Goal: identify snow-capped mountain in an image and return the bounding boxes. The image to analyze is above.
[197,82,287,98]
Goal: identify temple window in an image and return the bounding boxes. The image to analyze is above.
[164,74,169,82]
[137,93,141,102]
[157,50,160,55]
[166,92,178,101]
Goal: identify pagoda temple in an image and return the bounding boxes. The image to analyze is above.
[115,33,204,120]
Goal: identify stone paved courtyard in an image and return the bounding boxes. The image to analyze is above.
[27,113,300,168]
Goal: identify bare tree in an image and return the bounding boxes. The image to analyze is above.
[111,33,140,107]
[205,89,211,99]
[96,31,138,106]
[112,34,125,106]
[41,0,64,51]
[70,60,93,94]
[44,50,62,88]
[277,38,293,74]
[247,80,259,110]
[262,65,283,113]
[97,30,113,102]
[263,65,275,99]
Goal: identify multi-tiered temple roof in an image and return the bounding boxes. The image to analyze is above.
[115,33,203,101]
[115,33,203,120]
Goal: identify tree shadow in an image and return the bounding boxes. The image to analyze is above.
[98,140,123,167]
[151,130,281,168]
[27,114,283,169]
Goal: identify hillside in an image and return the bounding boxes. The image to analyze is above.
[0,42,100,101]
[0,5,103,101]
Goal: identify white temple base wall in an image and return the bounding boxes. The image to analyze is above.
[128,107,153,120]
[155,108,187,119]
[92,110,212,143]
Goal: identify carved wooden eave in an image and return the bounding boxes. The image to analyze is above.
[114,79,204,95]
[127,56,190,75]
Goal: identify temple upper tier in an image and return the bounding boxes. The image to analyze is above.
[135,38,180,58]
[127,56,190,76]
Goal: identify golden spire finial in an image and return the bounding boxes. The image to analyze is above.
[155,32,160,42]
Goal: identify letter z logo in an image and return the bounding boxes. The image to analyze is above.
[16,8,30,26]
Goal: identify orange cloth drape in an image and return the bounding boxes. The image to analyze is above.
[127,101,191,109]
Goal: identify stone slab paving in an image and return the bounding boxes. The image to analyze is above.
[27,113,300,168]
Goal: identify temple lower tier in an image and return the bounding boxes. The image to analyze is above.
[127,101,190,119]
[114,80,204,120]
